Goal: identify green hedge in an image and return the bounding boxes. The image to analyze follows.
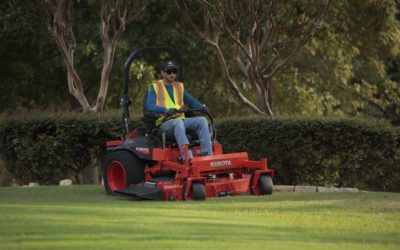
[0,112,399,191]
[216,116,400,191]
[0,112,124,184]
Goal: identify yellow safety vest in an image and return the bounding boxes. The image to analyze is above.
[152,80,185,125]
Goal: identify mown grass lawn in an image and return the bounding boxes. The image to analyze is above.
[0,185,399,250]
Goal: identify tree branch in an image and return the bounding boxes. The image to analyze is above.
[212,43,265,114]
[262,0,332,79]
[181,0,331,115]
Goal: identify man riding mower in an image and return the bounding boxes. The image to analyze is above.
[103,47,274,201]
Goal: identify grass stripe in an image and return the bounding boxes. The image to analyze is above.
[0,186,398,249]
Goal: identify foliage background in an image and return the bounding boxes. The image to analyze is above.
[0,1,399,189]
[0,1,399,124]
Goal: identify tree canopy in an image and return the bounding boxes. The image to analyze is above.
[0,0,399,125]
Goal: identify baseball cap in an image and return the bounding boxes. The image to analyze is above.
[163,60,178,71]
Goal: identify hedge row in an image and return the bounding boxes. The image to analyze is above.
[0,112,124,184]
[0,112,399,191]
[216,116,400,191]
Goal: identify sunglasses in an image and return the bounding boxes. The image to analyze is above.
[166,69,177,75]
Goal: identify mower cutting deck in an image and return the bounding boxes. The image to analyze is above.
[105,142,274,200]
[102,47,274,201]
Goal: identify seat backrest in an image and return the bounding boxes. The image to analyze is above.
[142,91,149,115]
[139,91,159,134]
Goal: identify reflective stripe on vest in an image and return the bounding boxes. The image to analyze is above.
[152,80,185,125]
[172,81,183,107]
[154,80,167,107]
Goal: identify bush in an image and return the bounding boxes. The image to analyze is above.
[0,111,123,184]
[216,116,400,191]
[0,111,398,191]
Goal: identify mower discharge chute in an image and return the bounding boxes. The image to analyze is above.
[103,47,274,201]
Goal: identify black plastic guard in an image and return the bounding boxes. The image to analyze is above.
[116,182,164,200]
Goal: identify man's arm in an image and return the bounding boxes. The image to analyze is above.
[184,90,204,109]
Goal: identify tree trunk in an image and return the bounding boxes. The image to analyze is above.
[46,0,148,114]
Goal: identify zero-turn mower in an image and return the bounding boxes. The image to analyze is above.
[103,47,274,201]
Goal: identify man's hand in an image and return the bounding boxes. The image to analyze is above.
[166,108,178,116]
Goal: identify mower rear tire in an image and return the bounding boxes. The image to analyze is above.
[259,175,273,195]
[191,182,206,201]
[103,150,145,195]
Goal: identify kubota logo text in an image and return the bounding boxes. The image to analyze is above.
[210,160,232,167]
[135,147,150,154]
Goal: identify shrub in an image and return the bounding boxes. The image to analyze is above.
[0,111,123,184]
[0,111,398,191]
[216,116,400,191]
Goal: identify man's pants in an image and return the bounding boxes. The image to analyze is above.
[160,117,213,159]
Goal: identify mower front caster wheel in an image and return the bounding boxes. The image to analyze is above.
[191,182,206,201]
[259,175,273,195]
